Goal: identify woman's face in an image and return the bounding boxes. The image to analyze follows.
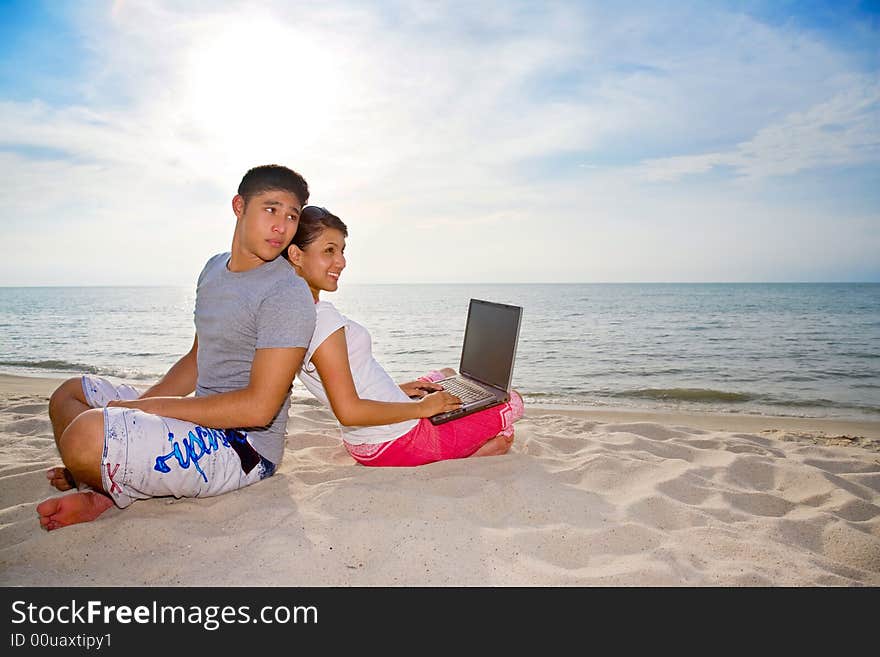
[290,227,347,300]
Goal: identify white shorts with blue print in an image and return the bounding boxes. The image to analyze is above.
[81,375,276,509]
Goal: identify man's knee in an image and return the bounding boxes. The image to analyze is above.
[58,409,105,482]
[49,377,87,418]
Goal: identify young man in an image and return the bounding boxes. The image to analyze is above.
[38,164,316,530]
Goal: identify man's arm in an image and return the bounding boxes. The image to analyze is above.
[108,346,306,428]
[139,335,199,399]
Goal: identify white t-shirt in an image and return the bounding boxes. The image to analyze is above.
[298,301,418,445]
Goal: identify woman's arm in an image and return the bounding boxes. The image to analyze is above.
[311,329,461,427]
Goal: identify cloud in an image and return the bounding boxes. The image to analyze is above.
[635,74,880,181]
[0,1,877,284]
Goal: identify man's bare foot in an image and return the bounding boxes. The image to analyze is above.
[471,432,515,457]
[37,492,114,531]
[46,467,77,491]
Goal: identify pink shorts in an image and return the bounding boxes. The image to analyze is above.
[343,371,524,467]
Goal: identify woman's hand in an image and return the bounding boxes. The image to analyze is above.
[416,390,462,418]
[399,380,443,399]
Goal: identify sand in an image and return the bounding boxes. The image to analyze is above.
[1,373,878,586]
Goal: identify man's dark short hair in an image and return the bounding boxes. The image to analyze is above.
[238,164,310,207]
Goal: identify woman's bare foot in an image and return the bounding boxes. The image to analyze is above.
[37,492,114,531]
[471,432,515,457]
[46,467,77,491]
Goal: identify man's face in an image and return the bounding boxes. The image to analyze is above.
[233,189,303,265]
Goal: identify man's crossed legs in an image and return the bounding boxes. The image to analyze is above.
[40,376,275,530]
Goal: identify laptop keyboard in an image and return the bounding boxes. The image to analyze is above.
[440,377,494,404]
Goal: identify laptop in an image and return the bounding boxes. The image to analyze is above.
[429,298,523,425]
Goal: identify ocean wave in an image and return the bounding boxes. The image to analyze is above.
[0,358,100,374]
[0,359,157,381]
[613,388,754,403]
[523,391,570,398]
[819,370,878,379]
[761,397,880,415]
[778,374,820,382]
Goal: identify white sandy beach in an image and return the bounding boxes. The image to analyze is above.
[1,373,878,586]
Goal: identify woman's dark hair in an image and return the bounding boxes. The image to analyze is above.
[286,206,348,257]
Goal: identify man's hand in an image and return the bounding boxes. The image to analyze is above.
[106,398,165,413]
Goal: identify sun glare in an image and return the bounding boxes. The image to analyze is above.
[181,15,347,157]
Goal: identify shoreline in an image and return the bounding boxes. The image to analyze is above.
[5,372,879,442]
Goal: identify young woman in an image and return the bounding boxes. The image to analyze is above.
[285,206,524,467]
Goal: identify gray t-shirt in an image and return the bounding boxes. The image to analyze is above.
[194,252,315,464]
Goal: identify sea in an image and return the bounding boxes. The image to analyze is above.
[1,283,878,421]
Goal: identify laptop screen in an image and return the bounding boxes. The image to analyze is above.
[459,299,522,391]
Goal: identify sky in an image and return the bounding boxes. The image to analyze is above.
[0,0,878,285]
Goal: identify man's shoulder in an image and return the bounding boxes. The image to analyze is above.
[265,256,302,281]
[205,252,230,268]
[264,259,311,294]
[253,260,314,314]
[196,251,232,286]
[198,252,230,280]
